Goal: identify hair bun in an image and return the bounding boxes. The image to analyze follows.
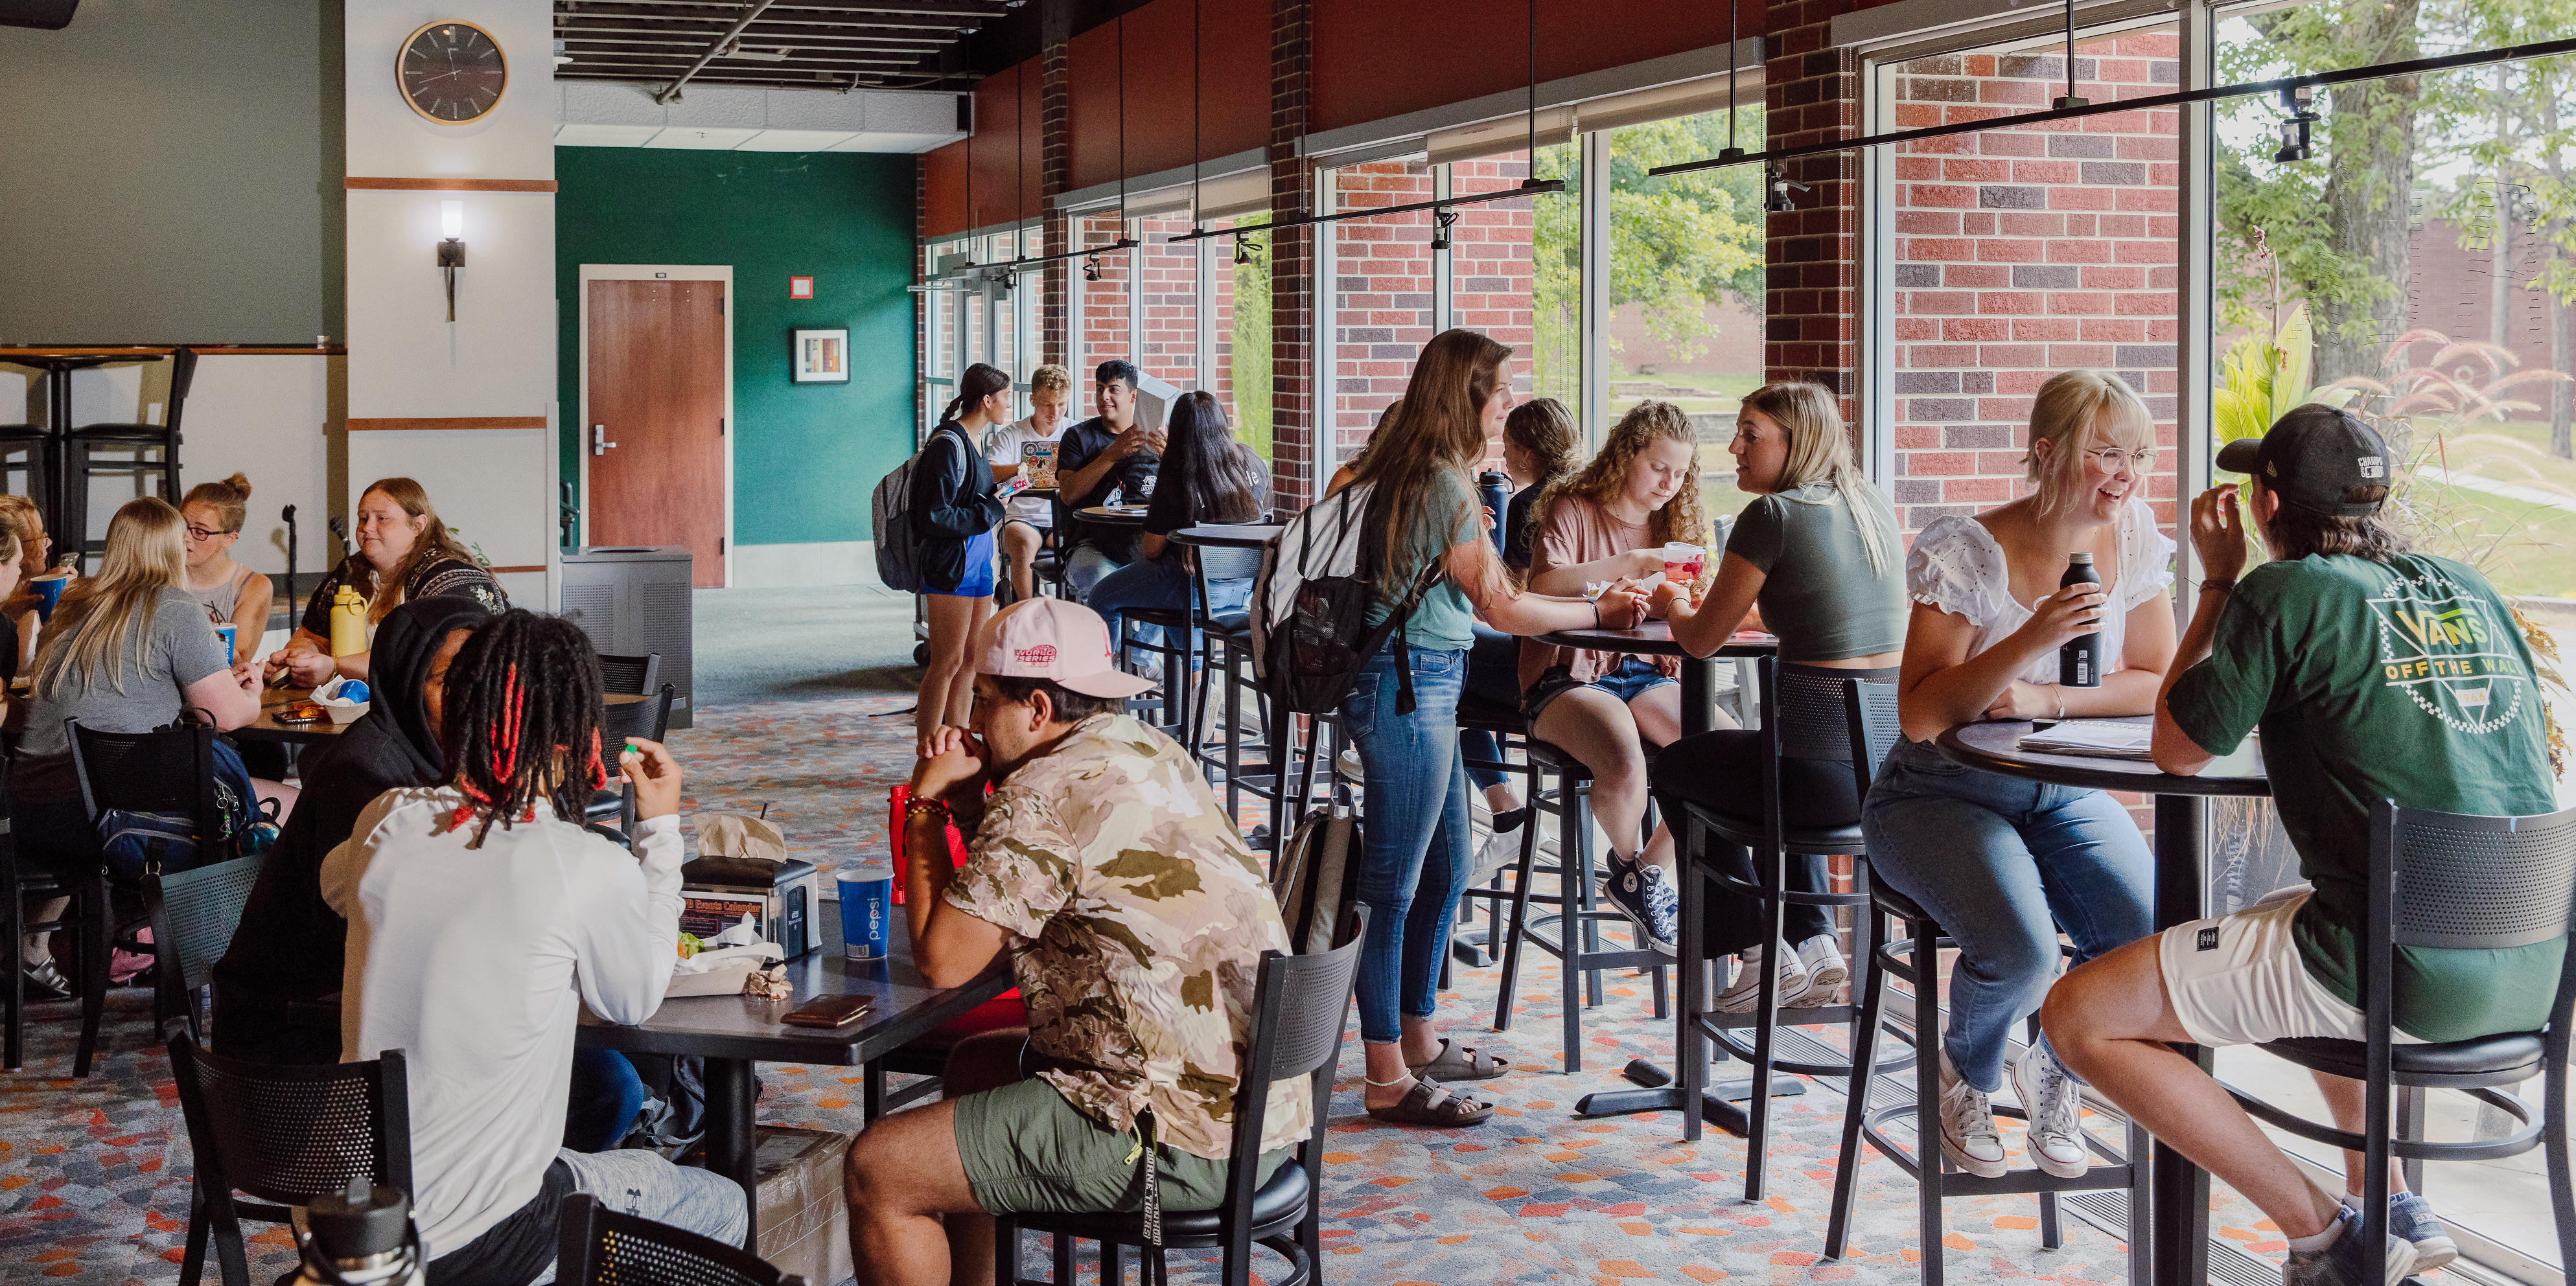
[225,472,252,497]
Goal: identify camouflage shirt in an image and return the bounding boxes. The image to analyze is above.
[946,713,1309,1160]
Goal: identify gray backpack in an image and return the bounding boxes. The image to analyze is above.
[870,424,968,591]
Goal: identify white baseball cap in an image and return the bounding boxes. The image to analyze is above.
[971,597,1154,699]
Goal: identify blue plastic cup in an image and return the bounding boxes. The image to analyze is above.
[838,862,894,960]
[30,571,66,623]
[215,623,236,660]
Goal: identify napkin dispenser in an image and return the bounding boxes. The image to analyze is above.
[681,812,819,961]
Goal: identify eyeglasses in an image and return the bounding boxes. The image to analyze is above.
[185,524,234,542]
[2085,446,2157,473]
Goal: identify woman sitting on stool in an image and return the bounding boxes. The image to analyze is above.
[1657,382,1905,1010]
[1082,389,1269,675]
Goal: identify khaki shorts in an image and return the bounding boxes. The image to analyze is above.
[2156,886,2424,1050]
[952,1076,1293,1217]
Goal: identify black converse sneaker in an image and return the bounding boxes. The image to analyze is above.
[1601,851,1678,952]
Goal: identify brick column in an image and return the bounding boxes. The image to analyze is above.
[1267,0,1316,511]
[1039,14,1073,368]
[1765,0,1864,425]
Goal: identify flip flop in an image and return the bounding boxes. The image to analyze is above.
[1407,1038,1513,1081]
[1364,1076,1495,1127]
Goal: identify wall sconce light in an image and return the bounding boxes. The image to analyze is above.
[437,200,467,322]
[1767,166,1811,214]
[1431,210,1459,252]
[2274,84,2319,163]
[1083,254,1102,282]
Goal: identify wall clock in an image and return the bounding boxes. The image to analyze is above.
[398,21,507,124]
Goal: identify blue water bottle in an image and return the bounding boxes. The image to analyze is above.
[1478,470,1512,553]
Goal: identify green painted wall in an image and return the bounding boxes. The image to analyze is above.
[555,147,915,545]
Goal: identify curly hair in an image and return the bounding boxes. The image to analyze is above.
[1531,400,1712,591]
[437,610,608,848]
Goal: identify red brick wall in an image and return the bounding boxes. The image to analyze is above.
[1886,32,2182,534]
[1450,155,1539,400]
[1137,214,1201,390]
[1076,212,1133,378]
[1329,161,1437,470]
[1765,0,1864,425]
[1268,0,1317,511]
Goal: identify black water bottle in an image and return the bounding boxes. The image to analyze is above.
[2059,552,2102,687]
[1478,470,1513,553]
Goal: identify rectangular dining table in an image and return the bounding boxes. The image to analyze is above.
[575,917,1012,1248]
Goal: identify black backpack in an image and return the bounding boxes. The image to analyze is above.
[1247,481,1445,717]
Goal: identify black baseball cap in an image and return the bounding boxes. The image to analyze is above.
[2214,404,2391,517]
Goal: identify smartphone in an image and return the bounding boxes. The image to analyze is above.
[778,994,875,1028]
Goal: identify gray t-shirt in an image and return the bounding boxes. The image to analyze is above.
[1726,483,1906,663]
[13,588,233,803]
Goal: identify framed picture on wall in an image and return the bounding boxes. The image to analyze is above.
[792,328,848,384]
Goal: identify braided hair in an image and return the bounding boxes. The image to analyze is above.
[438,610,608,847]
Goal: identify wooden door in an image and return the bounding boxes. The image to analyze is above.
[588,279,728,587]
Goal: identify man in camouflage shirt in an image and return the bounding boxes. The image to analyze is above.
[842,599,1306,1286]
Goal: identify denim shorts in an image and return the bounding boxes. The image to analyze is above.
[1521,655,1677,724]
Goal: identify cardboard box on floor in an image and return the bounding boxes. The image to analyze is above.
[751,1125,853,1285]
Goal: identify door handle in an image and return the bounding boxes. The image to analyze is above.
[593,424,618,456]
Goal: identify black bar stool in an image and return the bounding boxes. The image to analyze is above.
[1491,737,1669,1074]
[1450,695,1535,971]
[1671,661,1912,1199]
[66,346,194,567]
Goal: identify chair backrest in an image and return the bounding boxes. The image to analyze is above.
[1840,676,1904,801]
[1773,662,1901,764]
[602,684,676,743]
[2374,800,2576,952]
[67,718,220,832]
[1216,907,1367,1226]
[168,1030,412,1208]
[165,347,199,427]
[596,652,662,698]
[1196,543,1266,585]
[145,853,264,1038]
[555,1193,807,1286]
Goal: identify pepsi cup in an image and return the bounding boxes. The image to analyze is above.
[838,862,894,960]
[30,571,66,623]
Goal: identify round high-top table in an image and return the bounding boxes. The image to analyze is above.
[1167,523,1281,551]
[1073,504,1150,527]
[1935,718,2268,1286]
[238,686,649,743]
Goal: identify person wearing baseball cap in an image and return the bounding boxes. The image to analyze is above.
[2044,404,2557,1286]
[842,597,1310,1285]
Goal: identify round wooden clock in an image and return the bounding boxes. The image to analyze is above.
[397,20,507,123]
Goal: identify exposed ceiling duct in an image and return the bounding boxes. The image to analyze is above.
[553,0,1012,95]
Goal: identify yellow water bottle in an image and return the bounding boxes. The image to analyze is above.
[329,586,368,657]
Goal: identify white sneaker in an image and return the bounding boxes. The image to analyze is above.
[2011,1040,2090,1178]
[1470,807,1529,886]
[1336,747,1364,783]
[1713,939,1807,1013]
[1938,1049,2008,1178]
[1790,934,1848,1006]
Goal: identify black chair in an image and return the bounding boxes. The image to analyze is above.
[144,854,264,1044]
[64,717,227,1075]
[588,683,677,832]
[1491,737,1669,1075]
[1820,678,2146,1284]
[0,798,114,1075]
[994,910,1366,1286]
[1673,661,1911,1197]
[66,345,194,566]
[597,652,662,698]
[1117,605,1199,741]
[556,1191,807,1286]
[2217,799,2576,1286]
[164,1027,412,1286]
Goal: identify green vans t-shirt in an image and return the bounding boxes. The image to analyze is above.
[2167,553,2561,1042]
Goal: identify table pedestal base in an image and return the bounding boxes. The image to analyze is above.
[704,1057,760,1250]
[1573,1057,1805,1134]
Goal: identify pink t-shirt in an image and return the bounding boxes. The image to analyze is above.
[1519,492,1686,691]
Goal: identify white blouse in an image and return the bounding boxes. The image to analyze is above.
[1905,497,2174,685]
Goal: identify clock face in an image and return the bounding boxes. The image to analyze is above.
[399,21,507,123]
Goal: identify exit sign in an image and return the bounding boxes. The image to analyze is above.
[789,276,814,299]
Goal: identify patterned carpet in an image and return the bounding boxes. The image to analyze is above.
[0,692,2264,1285]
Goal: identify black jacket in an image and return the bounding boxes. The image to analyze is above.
[911,421,1004,591]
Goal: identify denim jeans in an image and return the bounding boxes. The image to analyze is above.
[1064,543,1125,603]
[1343,643,1470,1046]
[1083,553,1253,664]
[1860,737,2153,1091]
[563,1050,647,1153]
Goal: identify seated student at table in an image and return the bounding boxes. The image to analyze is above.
[323,611,742,1280]
[1082,390,1269,671]
[1516,400,1715,953]
[181,472,274,668]
[212,595,492,1064]
[1863,368,2174,1182]
[985,362,1073,603]
[844,598,1305,1286]
[270,477,505,688]
[0,494,54,678]
[6,499,280,999]
[1053,359,1164,602]
[1656,382,1905,1011]
[2045,406,2557,1285]
[1459,396,1581,877]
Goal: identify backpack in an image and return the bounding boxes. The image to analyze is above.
[1247,482,1445,717]
[96,726,275,885]
[1271,808,1363,957]
[870,424,969,591]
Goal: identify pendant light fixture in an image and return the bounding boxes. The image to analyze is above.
[1188,0,1204,236]
[1011,59,1028,265]
[1519,0,1545,189]
[1717,0,1746,164]
[2052,0,2089,110]
[2273,84,2318,161]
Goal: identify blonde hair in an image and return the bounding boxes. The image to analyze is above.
[2025,369,2153,514]
[1533,400,1712,591]
[1028,363,1073,397]
[36,498,188,699]
[355,477,480,622]
[1739,382,1897,575]
[1505,397,1579,487]
[181,472,254,534]
[0,494,41,557]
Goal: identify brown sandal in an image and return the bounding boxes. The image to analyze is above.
[1408,1038,1512,1081]
[1365,1075,1495,1127]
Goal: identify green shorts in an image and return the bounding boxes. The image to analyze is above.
[951,1076,1293,1216]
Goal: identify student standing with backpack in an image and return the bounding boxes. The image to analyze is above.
[1341,328,1648,1127]
[914,363,1013,757]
